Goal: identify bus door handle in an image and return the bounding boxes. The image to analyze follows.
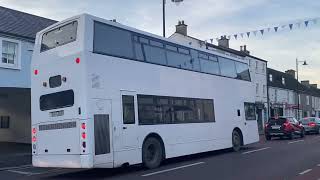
[244,122,247,125]
[123,127,127,130]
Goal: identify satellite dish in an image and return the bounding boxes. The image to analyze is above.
[172,0,183,6]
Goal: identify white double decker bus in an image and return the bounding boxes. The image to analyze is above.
[31,14,259,169]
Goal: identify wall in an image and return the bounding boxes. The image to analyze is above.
[0,88,31,143]
[0,37,33,88]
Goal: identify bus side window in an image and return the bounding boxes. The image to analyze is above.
[122,95,135,124]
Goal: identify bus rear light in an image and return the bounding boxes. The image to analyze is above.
[82,132,86,139]
[82,141,86,148]
[32,136,37,142]
[75,58,80,64]
[32,128,37,134]
[34,69,38,75]
[81,123,86,130]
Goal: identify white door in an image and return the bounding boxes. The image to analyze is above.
[120,90,139,150]
[91,99,114,166]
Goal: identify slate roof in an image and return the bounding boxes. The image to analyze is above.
[267,68,320,97]
[0,6,57,41]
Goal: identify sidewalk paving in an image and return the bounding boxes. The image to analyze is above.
[0,142,31,168]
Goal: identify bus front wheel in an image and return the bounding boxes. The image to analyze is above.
[142,137,164,169]
[232,130,242,152]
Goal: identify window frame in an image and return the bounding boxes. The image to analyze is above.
[0,37,21,70]
[122,95,136,124]
[137,94,215,125]
[92,21,251,82]
[244,102,256,120]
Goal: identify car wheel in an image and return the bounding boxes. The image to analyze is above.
[288,132,294,140]
[300,129,305,138]
[317,128,320,135]
[265,135,271,141]
[142,137,164,169]
[232,130,242,152]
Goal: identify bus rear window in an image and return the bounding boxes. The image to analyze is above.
[41,21,78,52]
[40,90,74,111]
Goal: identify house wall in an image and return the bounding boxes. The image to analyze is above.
[0,88,31,143]
[0,37,33,88]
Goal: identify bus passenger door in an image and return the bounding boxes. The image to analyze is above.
[91,99,114,167]
[120,91,139,151]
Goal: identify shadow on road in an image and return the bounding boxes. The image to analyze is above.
[44,148,243,179]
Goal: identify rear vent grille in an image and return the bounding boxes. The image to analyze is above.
[39,121,76,131]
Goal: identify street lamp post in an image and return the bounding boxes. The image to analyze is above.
[162,0,183,37]
[296,58,308,119]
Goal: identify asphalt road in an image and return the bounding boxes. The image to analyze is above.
[1,134,320,180]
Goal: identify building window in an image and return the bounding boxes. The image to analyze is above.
[262,63,266,73]
[256,83,259,94]
[263,85,266,96]
[282,77,285,85]
[269,74,273,82]
[0,116,10,129]
[122,95,135,124]
[306,96,310,105]
[2,40,18,65]
[255,61,258,70]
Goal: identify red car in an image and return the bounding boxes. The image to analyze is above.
[265,117,305,140]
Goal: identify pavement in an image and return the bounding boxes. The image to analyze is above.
[1,135,320,179]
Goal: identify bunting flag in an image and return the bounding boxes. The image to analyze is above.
[289,24,293,30]
[212,17,319,42]
[260,29,264,35]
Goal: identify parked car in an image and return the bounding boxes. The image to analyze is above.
[300,117,320,134]
[265,117,305,140]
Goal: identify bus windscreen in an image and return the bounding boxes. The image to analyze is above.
[41,21,78,52]
[40,90,74,111]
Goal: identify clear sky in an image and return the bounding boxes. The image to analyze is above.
[1,0,319,84]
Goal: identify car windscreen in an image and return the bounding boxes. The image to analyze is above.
[300,118,315,124]
[40,90,74,111]
[41,21,78,52]
[268,118,287,125]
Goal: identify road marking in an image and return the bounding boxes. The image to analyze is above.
[288,140,304,144]
[141,162,205,177]
[242,147,270,155]
[0,164,32,171]
[299,169,312,175]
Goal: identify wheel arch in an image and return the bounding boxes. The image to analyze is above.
[142,132,166,159]
[233,127,244,146]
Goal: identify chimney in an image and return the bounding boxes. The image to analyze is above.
[218,36,229,48]
[311,84,318,88]
[301,80,310,87]
[175,20,187,36]
[240,45,250,54]
[285,69,296,79]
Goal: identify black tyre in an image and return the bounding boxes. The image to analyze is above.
[232,130,242,152]
[300,129,305,138]
[265,135,271,141]
[288,132,294,140]
[317,128,320,135]
[142,137,164,169]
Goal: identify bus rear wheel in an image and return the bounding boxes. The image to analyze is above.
[232,130,242,152]
[142,137,164,169]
